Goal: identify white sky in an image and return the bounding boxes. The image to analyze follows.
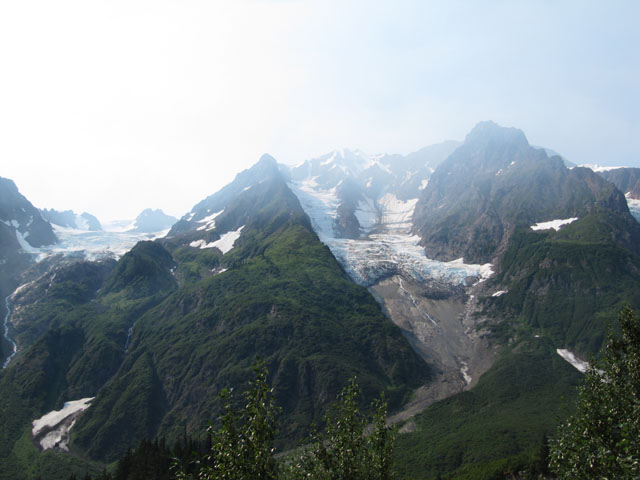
[1,0,639,221]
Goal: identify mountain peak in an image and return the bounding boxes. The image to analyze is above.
[257,153,278,168]
[464,121,529,148]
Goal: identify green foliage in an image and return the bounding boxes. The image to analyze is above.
[487,215,640,355]
[285,377,396,480]
[550,306,640,479]
[176,361,280,480]
[173,370,396,480]
[394,340,582,479]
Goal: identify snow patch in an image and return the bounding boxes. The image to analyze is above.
[15,230,39,254]
[419,179,429,190]
[212,226,244,254]
[32,397,94,451]
[460,361,472,385]
[492,290,507,297]
[196,210,224,231]
[531,217,578,231]
[191,226,245,254]
[556,349,589,373]
[1,219,20,229]
[580,164,626,172]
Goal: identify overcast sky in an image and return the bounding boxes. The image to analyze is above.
[1,0,638,221]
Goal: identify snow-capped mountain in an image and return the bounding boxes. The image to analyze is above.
[166,154,282,255]
[284,142,492,287]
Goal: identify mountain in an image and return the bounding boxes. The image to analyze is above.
[412,121,632,264]
[128,208,176,233]
[0,177,57,250]
[0,155,427,475]
[596,167,640,198]
[596,167,640,221]
[2,124,639,479]
[40,209,102,231]
[284,142,459,240]
[0,177,57,358]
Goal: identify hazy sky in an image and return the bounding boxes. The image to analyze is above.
[1,1,638,221]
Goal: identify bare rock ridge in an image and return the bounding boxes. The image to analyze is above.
[412,121,632,264]
[598,167,640,199]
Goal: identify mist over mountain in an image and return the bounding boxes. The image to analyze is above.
[412,121,633,264]
[129,209,177,233]
[1,122,639,479]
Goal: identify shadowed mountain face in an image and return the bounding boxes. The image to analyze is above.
[598,167,640,199]
[128,209,177,233]
[412,121,633,264]
[0,178,57,249]
[0,177,57,318]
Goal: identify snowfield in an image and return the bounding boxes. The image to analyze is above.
[531,217,578,231]
[289,180,492,287]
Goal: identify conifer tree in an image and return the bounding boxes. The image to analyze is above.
[550,306,640,479]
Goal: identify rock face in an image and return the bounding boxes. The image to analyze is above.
[168,154,281,239]
[41,209,102,231]
[598,167,640,199]
[0,177,57,302]
[0,178,57,248]
[412,121,630,264]
[129,209,177,233]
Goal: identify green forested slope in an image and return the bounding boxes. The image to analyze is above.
[72,176,428,461]
[0,173,428,478]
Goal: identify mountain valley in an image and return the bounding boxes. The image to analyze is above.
[1,122,639,479]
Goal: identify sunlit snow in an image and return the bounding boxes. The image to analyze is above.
[492,290,507,297]
[531,217,578,231]
[190,226,244,254]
